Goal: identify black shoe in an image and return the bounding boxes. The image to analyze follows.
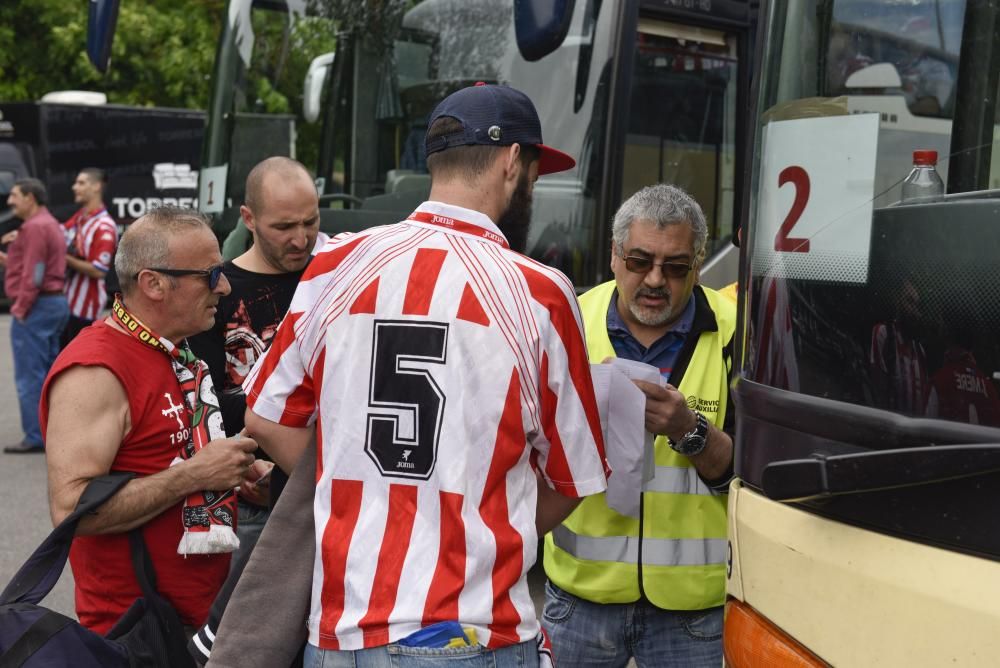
[3,442,44,454]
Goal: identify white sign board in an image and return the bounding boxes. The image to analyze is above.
[198,164,229,215]
[753,114,879,283]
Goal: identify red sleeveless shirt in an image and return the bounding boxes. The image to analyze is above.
[40,321,230,634]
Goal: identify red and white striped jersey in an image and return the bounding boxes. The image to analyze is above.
[64,207,117,320]
[870,320,928,416]
[245,201,608,652]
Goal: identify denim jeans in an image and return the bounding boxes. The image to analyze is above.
[304,639,539,668]
[542,581,723,668]
[232,501,270,569]
[11,294,69,447]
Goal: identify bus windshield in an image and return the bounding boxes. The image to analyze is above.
[740,0,1000,555]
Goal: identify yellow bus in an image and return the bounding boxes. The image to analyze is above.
[725,1,1000,665]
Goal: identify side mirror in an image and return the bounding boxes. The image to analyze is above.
[845,62,903,89]
[87,0,122,73]
[515,0,576,62]
[303,52,335,124]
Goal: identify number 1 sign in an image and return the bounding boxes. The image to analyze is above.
[753,113,879,283]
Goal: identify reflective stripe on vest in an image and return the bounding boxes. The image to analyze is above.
[644,464,720,496]
[552,525,728,567]
[543,281,736,610]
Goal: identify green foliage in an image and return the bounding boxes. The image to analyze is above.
[239,12,338,170]
[0,0,223,108]
[0,1,353,171]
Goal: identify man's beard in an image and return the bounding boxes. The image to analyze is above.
[496,170,533,253]
[628,286,675,327]
[257,233,309,273]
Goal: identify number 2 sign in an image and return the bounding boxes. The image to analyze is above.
[754,113,879,283]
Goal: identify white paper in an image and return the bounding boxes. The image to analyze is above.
[590,360,660,518]
[609,357,667,387]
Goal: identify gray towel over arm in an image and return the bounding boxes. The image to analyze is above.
[207,441,317,668]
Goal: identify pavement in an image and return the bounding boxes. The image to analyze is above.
[0,313,76,617]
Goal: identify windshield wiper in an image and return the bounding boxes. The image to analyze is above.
[761,444,1000,501]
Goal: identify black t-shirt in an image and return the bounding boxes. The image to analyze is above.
[188,259,307,505]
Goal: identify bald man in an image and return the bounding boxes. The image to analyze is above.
[187,157,320,664]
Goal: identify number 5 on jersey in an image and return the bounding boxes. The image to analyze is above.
[365,320,449,479]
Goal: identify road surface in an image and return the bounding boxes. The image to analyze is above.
[0,313,76,616]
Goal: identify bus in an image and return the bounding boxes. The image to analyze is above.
[88,0,757,289]
[724,0,1000,665]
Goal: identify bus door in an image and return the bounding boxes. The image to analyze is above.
[614,3,753,288]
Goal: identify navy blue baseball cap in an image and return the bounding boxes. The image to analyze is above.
[425,82,576,176]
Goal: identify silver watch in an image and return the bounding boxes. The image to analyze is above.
[668,411,709,456]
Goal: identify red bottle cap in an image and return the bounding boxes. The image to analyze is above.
[913,150,938,166]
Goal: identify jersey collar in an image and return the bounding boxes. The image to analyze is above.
[410,201,509,248]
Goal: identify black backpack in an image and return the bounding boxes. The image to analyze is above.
[0,473,196,668]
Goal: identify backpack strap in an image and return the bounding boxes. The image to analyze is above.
[127,530,195,668]
[0,473,135,606]
[127,530,160,599]
[0,610,75,668]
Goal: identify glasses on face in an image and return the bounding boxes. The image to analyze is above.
[618,251,693,278]
[141,264,225,290]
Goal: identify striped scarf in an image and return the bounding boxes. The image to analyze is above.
[111,296,239,554]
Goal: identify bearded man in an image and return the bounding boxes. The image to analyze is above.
[186,157,320,664]
[209,82,609,668]
[542,184,737,668]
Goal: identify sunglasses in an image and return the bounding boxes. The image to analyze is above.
[142,264,226,290]
[619,252,693,278]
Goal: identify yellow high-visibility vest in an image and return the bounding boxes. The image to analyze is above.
[543,281,735,610]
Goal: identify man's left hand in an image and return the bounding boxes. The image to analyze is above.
[238,459,274,507]
[632,380,697,442]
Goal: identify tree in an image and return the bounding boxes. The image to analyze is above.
[0,0,223,109]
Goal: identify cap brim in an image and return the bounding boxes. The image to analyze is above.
[537,144,576,175]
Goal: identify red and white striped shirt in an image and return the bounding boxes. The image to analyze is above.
[870,320,928,416]
[245,201,608,652]
[64,207,117,320]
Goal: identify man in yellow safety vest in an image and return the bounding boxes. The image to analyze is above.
[542,183,736,667]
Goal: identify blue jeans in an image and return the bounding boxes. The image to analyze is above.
[233,501,270,566]
[542,581,723,668]
[304,639,539,668]
[11,295,69,447]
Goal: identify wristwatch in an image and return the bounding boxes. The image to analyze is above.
[668,411,709,456]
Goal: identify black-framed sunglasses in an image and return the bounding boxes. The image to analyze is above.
[141,264,226,290]
[618,251,693,278]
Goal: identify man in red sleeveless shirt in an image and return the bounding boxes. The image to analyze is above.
[40,206,263,634]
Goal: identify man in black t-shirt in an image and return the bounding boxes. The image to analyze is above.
[188,156,320,665]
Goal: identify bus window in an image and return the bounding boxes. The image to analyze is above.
[825,1,963,118]
[725,2,1000,663]
[622,19,739,258]
[738,0,1000,559]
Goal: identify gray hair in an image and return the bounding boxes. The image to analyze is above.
[115,206,212,295]
[611,184,708,265]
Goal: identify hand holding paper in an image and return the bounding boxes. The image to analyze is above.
[589,358,664,518]
[631,380,696,443]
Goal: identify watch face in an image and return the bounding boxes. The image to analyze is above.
[672,411,709,456]
[676,434,707,456]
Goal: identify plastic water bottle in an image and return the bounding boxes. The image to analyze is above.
[900,150,945,203]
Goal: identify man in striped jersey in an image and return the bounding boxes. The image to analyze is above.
[242,83,609,666]
[61,167,118,345]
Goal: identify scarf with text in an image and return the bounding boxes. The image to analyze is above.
[111,296,239,554]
